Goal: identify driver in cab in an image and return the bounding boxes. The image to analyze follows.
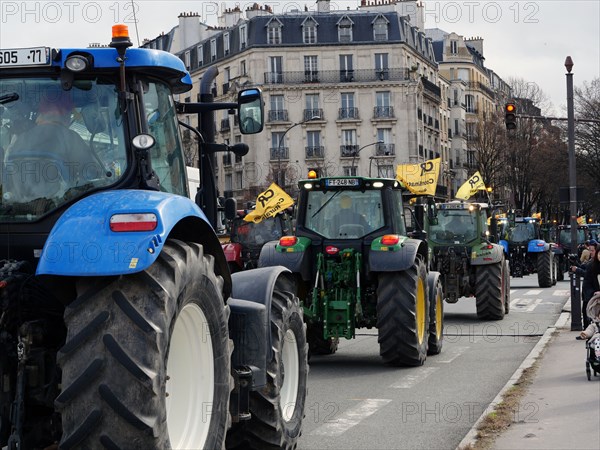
[331,194,369,238]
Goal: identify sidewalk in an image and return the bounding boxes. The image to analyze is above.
[491,313,600,450]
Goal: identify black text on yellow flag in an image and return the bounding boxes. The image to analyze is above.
[244,183,294,223]
[396,158,440,196]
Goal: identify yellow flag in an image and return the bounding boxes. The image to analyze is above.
[531,212,541,219]
[577,215,586,225]
[395,158,441,196]
[244,183,294,224]
[456,171,486,200]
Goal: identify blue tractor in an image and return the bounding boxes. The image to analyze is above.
[499,217,557,287]
[0,26,308,449]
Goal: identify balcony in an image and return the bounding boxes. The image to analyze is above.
[303,108,323,121]
[304,70,320,83]
[421,76,441,103]
[268,109,289,122]
[270,147,289,161]
[264,72,283,84]
[375,143,395,156]
[340,144,359,157]
[373,106,394,119]
[263,68,410,85]
[305,146,324,159]
[467,81,495,99]
[338,107,359,120]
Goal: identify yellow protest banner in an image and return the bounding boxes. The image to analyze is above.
[456,171,486,200]
[531,212,541,219]
[577,215,586,225]
[244,183,294,224]
[395,158,440,196]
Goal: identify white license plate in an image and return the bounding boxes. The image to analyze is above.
[0,47,51,68]
[326,178,359,187]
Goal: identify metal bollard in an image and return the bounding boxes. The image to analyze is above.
[570,268,582,331]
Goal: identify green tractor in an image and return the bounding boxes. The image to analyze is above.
[424,201,510,320]
[259,175,444,366]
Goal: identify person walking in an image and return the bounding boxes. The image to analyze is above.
[580,240,592,263]
[571,242,600,328]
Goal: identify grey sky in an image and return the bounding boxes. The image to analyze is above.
[1,1,598,113]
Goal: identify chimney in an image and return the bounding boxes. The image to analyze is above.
[466,36,484,56]
[317,0,331,13]
[218,6,242,28]
[178,12,201,50]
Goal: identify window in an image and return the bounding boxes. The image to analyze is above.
[375,92,392,118]
[224,32,230,55]
[303,18,317,44]
[340,92,356,119]
[269,94,286,121]
[184,51,190,69]
[240,60,246,75]
[305,94,320,120]
[239,25,247,49]
[375,53,389,80]
[304,55,318,82]
[306,130,322,158]
[341,130,357,157]
[235,170,243,190]
[339,54,354,82]
[271,132,287,160]
[268,56,283,83]
[373,16,388,41]
[465,94,475,113]
[450,40,458,55]
[378,164,394,178]
[197,45,203,66]
[210,39,217,61]
[343,166,358,176]
[267,23,282,45]
[337,17,353,42]
[225,173,233,191]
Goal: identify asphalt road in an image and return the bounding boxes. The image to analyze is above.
[297,275,570,450]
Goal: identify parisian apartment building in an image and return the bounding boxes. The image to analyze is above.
[142,0,511,202]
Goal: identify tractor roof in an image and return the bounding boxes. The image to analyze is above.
[1,47,193,94]
[298,176,402,191]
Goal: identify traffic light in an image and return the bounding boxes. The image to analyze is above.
[505,102,517,130]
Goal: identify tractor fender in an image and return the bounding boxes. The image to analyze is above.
[368,238,428,272]
[498,239,509,255]
[471,243,504,265]
[36,190,231,296]
[258,240,312,280]
[228,266,294,388]
[528,239,549,253]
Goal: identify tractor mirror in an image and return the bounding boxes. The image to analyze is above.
[238,88,264,135]
[224,197,237,220]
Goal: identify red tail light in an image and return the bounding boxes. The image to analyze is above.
[110,213,157,232]
[279,236,298,247]
[381,235,400,246]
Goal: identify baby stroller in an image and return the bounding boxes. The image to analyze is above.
[577,294,600,381]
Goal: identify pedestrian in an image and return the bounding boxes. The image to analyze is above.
[571,242,600,328]
[580,240,592,263]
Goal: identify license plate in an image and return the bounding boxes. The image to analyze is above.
[0,47,51,68]
[325,178,359,187]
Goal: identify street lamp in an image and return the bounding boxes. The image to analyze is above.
[351,140,384,174]
[565,56,582,331]
[277,115,320,186]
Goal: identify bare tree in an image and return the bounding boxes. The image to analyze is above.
[469,109,507,191]
[574,78,600,191]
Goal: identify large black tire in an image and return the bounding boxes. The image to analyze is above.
[56,240,232,449]
[427,273,444,355]
[376,259,429,366]
[537,250,553,288]
[307,323,339,356]
[475,260,506,320]
[227,277,308,449]
[551,253,558,286]
[504,260,511,314]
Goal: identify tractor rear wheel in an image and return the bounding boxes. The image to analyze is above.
[307,323,339,356]
[377,259,429,366]
[504,260,511,314]
[56,240,232,450]
[227,277,308,449]
[537,250,553,288]
[475,260,506,320]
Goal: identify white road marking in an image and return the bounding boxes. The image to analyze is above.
[526,298,543,312]
[434,346,470,363]
[311,398,392,437]
[524,289,542,296]
[510,289,517,295]
[553,289,570,296]
[390,367,439,388]
[510,297,529,308]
